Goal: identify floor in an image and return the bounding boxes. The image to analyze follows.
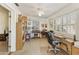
[0,41,8,52]
[0,38,68,55]
[0,41,8,55]
[12,38,51,55]
[11,38,68,55]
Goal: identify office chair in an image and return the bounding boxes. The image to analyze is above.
[46,31,61,54]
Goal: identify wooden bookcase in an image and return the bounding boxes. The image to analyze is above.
[16,16,27,50]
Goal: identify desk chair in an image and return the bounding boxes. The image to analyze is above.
[46,31,61,54]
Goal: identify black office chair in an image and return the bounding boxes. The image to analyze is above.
[46,31,61,54]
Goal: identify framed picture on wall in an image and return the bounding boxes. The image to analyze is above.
[45,24,47,28]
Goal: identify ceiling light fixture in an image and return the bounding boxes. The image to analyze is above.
[38,11,44,16]
[37,8,44,16]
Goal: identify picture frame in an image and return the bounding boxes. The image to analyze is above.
[45,24,47,28]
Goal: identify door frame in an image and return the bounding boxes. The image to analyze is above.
[0,3,17,52]
[0,4,12,52]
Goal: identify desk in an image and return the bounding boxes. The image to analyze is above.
[72,46,79,55]
[64,39,74,54]
[54,35,65,39]
[54,34,74,55]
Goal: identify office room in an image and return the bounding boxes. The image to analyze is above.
[1,0,79,59]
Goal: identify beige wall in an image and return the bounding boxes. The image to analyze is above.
[0,6,9,34]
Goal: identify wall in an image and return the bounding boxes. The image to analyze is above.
[0,6,9,34]
[48,4,79,47]
[29,16,49,31]
[39,18,49,31]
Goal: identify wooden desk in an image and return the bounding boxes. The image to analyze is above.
[63,39,74,54]
[54,34,79,55]
[72,46,79,55]
[54,35,65,39]
[54,35,74,55]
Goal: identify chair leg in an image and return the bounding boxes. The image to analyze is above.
[47,45,60,55]
[53,47,60,54]
[48,47,60,54]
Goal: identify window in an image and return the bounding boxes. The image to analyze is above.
[62,13,76,34]
[70,12,76,24]
[52,10,77,35]
[32,20,39,30]
[49,19,53,29]
[54,16,63,32]
[63,15,68,25]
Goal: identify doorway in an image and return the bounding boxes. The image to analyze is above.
[0,5,10,52]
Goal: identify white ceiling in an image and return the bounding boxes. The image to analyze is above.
[17,3,69,18]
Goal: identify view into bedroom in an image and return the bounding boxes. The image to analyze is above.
[0,5,9,53]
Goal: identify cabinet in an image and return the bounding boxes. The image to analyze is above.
[16,16,27,50]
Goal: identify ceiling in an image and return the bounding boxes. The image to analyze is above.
[17,3,69,18]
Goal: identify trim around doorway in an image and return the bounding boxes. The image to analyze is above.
[0,3,17,52]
